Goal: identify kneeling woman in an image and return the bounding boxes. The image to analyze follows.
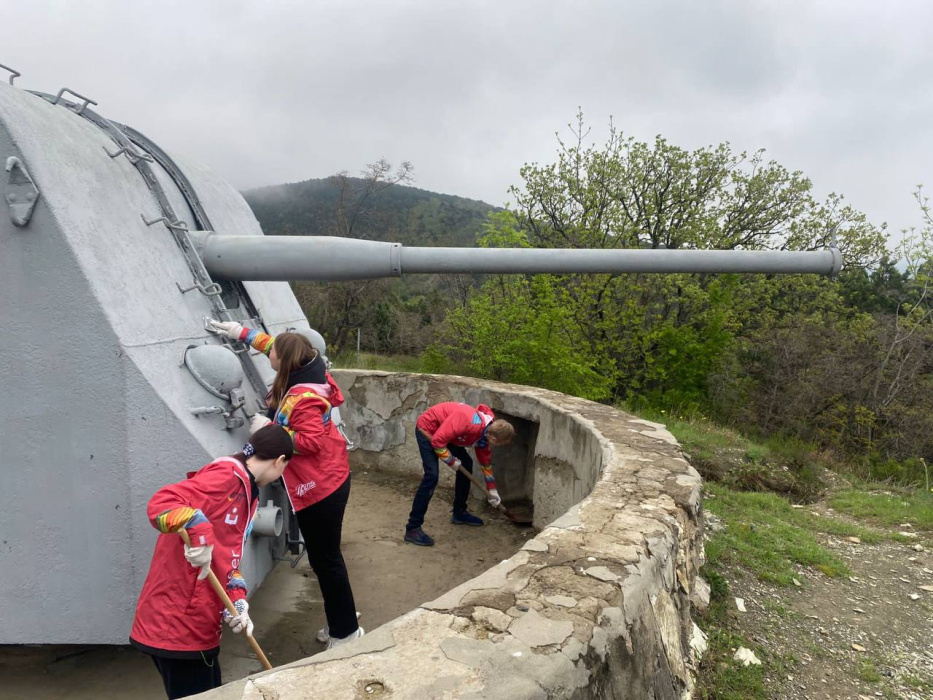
[210,321,363,649]
[130,425,293,700]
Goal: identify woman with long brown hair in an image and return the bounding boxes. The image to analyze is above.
[208,321,363,649]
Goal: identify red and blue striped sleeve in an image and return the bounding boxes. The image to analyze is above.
[239,328,275,356]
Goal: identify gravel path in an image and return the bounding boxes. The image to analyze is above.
[717,503,933,699]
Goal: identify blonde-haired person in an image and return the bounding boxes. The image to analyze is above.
[208,321,362,649]
[405,402,515,546]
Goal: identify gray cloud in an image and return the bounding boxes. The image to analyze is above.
[2,0,931,242]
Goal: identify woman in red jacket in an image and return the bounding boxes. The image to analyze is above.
[209,321,363,649]
[130,424,293,700]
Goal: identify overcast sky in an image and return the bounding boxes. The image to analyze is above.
[3,0,932,245]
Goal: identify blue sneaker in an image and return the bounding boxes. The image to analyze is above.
[451,511,484,527]
[404,527,435,546]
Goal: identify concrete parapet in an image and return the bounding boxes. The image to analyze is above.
[199,371,705,699]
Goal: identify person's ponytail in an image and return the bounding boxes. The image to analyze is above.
[238,424,294,462]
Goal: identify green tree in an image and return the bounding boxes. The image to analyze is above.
[712,186,933,480]
[424,217,613,399]
[441,114,885,411]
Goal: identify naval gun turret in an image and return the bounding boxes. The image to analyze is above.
[0,65,838,645]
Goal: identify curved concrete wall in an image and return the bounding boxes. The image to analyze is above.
[203,371,705,700]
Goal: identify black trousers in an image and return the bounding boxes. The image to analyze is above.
[406,428,474,530]
[151,654,221,699]
[296,475,359,639]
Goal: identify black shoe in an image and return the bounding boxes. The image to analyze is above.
[404,527,435,546]
[450,511,484,526]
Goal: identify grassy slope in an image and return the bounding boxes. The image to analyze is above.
[337,354,933,698]
[656,418,931,699]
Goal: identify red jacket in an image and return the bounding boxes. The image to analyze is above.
[417,402,495,466]
[273,374,350,511]
[130,458,257,654]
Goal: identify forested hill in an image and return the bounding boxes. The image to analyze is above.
[243,177,499,246]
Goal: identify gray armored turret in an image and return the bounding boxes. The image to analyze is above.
[0,68,839,645]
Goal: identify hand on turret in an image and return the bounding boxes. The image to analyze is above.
[207,319,245,340]
[250,413,272,433]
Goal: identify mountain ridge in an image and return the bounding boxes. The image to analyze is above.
[244,177,501,247]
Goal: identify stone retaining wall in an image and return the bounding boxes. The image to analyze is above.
[202,371,705,700]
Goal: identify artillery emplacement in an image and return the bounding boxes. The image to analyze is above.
[0,63,839,646]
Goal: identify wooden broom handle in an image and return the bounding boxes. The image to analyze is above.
[179,529,273,670]
[443,459,510,516]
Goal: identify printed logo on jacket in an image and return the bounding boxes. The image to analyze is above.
[296,481,317,497]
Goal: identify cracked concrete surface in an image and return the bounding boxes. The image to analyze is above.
[195,372,704,699]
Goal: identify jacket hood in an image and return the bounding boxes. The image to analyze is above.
[286,353,327,387]
[288,373,345,408]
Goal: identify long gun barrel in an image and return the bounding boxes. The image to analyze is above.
[190,232,843,281]
[0,72,845,649]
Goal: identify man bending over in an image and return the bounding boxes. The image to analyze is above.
[405,401,515,546]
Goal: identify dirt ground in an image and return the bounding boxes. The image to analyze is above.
[716,502,933,700]
[0,470,532,700]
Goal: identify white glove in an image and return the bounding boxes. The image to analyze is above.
[223,599,254,636]
[487,489,502,508]
[250,413,272,433]
[183,542,213,581]
[445,457,462,471]
[207,319,245,340]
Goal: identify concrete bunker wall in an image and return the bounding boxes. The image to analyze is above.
[335,372,606,530]
[204,371,705,700]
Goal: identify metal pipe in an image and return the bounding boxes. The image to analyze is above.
[400,246,842,276]
[190,232,842,281]
[252,502,284,538]
[189,406,226,416]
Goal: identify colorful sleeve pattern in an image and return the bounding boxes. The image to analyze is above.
[274,390,332,454]
[239,328,275,356]
[226,571,248,600]
[480,464,498,491]
[153,507,209,534]
[433,446,457,466]
[473,419,493,467]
